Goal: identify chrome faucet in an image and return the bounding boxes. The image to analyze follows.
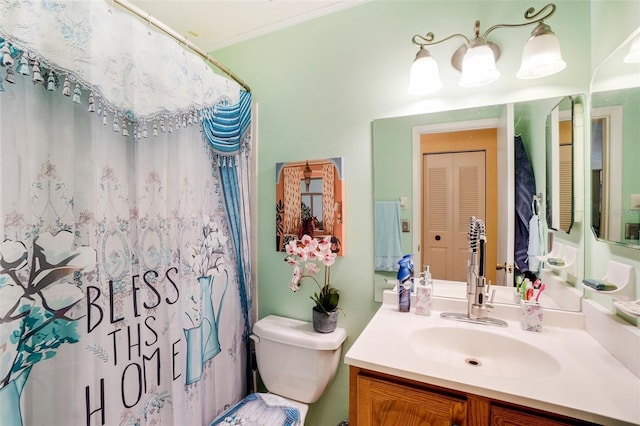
[441,216,507,327]
[467,216,489,319]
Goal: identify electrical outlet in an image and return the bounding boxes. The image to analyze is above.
[402,219,410,232]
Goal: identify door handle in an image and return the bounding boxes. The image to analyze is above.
[496,263,513,273]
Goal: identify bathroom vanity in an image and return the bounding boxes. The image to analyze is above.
[345,294,640,426]
[350,366,596,425]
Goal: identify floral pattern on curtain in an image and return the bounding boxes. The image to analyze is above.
[0,1,253,425]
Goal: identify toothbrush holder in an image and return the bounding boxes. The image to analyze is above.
[513,288,522,305]
[520,301,543,332]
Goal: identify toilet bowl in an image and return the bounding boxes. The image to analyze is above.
[210,315,347,425]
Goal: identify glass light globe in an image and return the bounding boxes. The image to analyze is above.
[408,48,443,95]
[517,33,566,79]
[459,44,500,87]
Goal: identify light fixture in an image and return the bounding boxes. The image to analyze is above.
[303,161,312,192]
[408,47,443,94]
[408,3,566,93]
[516,22,566,79]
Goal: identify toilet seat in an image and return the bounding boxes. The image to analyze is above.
[210,392,307,426]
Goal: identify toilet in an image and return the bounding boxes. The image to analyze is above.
[210,315,347,425]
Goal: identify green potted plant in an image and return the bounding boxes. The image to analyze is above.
[285,234,340,332]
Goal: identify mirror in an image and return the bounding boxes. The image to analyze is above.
[546,96,575,233]
[372,105,505,299]
[590,28,640,248]
[275,158,346,255]
[372,97,583,311]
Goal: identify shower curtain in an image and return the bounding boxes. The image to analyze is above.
[0,1,253,425]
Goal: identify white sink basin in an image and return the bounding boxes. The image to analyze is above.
[409,326,561,380]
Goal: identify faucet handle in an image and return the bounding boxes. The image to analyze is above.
[485,287,496,310]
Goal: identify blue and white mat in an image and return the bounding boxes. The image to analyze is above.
[210,393,301,426]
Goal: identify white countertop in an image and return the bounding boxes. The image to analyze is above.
[344,296,640,425]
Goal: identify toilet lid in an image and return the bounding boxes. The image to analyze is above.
[210,393,302,426]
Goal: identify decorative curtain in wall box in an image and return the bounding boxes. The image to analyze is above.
[0,1,253,425]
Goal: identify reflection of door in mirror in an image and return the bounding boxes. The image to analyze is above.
[545,97,575,234]
[275,158,345,255]
[420,129,497,285]
[559,117,573,231]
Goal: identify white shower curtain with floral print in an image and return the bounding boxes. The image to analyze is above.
[0,1,252,425]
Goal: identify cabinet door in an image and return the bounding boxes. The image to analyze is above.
[491,405,577,426]
[357,375,467,426]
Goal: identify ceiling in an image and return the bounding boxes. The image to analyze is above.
[126,0,365,52]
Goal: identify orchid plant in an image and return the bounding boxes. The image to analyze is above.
[284,235,339,315]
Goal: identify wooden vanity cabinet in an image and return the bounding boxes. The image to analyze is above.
[349,367,599,426]
[354,372,469,425]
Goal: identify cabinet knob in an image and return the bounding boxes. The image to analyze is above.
[435,235,441,241]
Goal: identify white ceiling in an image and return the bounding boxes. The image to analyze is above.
[126,0,365,52]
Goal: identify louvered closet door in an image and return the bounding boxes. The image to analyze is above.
[423,151,486,282]
[559,144,572,231]
[559,118,573,232]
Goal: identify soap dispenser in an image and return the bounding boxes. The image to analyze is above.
[415,265,433,316]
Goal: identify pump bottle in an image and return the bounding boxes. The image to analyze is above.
[415,265,433,316]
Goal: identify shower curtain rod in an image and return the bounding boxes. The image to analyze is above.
[113,0,251,93]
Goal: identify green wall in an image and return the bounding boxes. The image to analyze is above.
[212,1,638,424]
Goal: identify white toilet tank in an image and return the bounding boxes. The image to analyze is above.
[252,315,347,404]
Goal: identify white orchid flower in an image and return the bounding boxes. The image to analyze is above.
[322,252,337,267]
[305,262,320,275]
[291,266,302,286]
[284,240,297,255]
[300,235,317,251]
[317,237,332,253]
